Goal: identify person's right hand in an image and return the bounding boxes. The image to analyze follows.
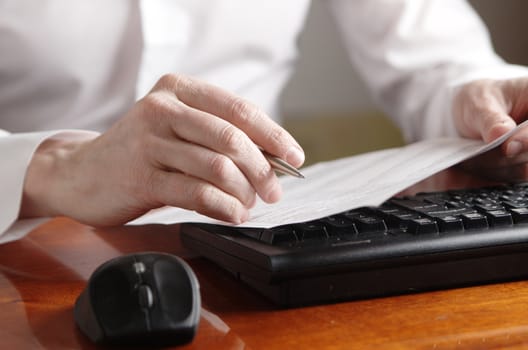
[21,74,305,226]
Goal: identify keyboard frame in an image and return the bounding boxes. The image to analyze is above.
[181,222,528,307]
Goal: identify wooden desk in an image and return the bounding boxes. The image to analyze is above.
[2,169,528,349]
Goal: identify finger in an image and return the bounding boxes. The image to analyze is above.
[150,171,250,224]
[150,99,282,204]
[147,137,257,208]
[496,79,528,157]
[502,78,528,123]
[502,129,528,158]
[465,106,516,144]
[157,74,305,167]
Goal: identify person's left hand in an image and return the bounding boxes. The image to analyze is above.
[453,77,528,181]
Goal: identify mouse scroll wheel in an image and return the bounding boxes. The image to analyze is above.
[138,284,154,309]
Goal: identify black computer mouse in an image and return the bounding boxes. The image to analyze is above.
[74,252,200,347]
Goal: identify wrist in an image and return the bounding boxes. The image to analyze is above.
[20,132,98,219]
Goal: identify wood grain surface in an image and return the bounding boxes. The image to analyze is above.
[2,169,528,349]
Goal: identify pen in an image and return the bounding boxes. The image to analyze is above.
[261,150,305,178]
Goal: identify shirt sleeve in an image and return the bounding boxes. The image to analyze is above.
[0,130,99,244]
[325,0,528,142]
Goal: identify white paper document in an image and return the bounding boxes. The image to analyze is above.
[130,121,528,228]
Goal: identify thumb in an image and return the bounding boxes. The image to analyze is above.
[453,80,517,143]
[478,111,517,144]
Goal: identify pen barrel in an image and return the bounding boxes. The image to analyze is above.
[262,152,304,178]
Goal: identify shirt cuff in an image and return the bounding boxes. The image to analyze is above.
[0,130,99,244]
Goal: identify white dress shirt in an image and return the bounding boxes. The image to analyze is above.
[0,0,526,243]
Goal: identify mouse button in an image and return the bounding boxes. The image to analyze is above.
[151,257,199,323]
[138,284,154,309]
[90,263,147,337]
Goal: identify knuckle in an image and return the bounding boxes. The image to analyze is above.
[189,184,215,210]
[254,161,273,184]
[229,96,249,117]
[185,180,245,223]
[219,124,246,152]
[266,125,288,143]
[156,74,199,98]
[228,96,259,123]
[208,154,233,181]
[224,200,242,220]
[140,92,185,121]
[141,92,169,114]
[158,73,184,88]
[141,92,165,110]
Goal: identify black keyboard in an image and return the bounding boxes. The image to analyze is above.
[181,183,528,306]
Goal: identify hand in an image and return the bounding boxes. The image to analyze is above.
[453,77,528,181]
[21,74,305,226]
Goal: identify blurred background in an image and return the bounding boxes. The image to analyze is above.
[280,0,528,165]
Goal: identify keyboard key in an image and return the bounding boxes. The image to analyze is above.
[404,218,439,235]
[348,215,388,234]
[260,226,298,245]
[389,198,442,212]
[503,201,528,209]
[386,212,420,230]
[321,216,357,237]
[461,213,489,230]
[237,228,263,240]
[510,208,528,224]
[475,203,504,212]
[426,208,475,217]
[432,215,464,232]
[483,210,513,226]
[294,221,328,241]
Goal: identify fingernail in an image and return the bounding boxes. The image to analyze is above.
[286,146,305,167]
[506,140,522,157]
